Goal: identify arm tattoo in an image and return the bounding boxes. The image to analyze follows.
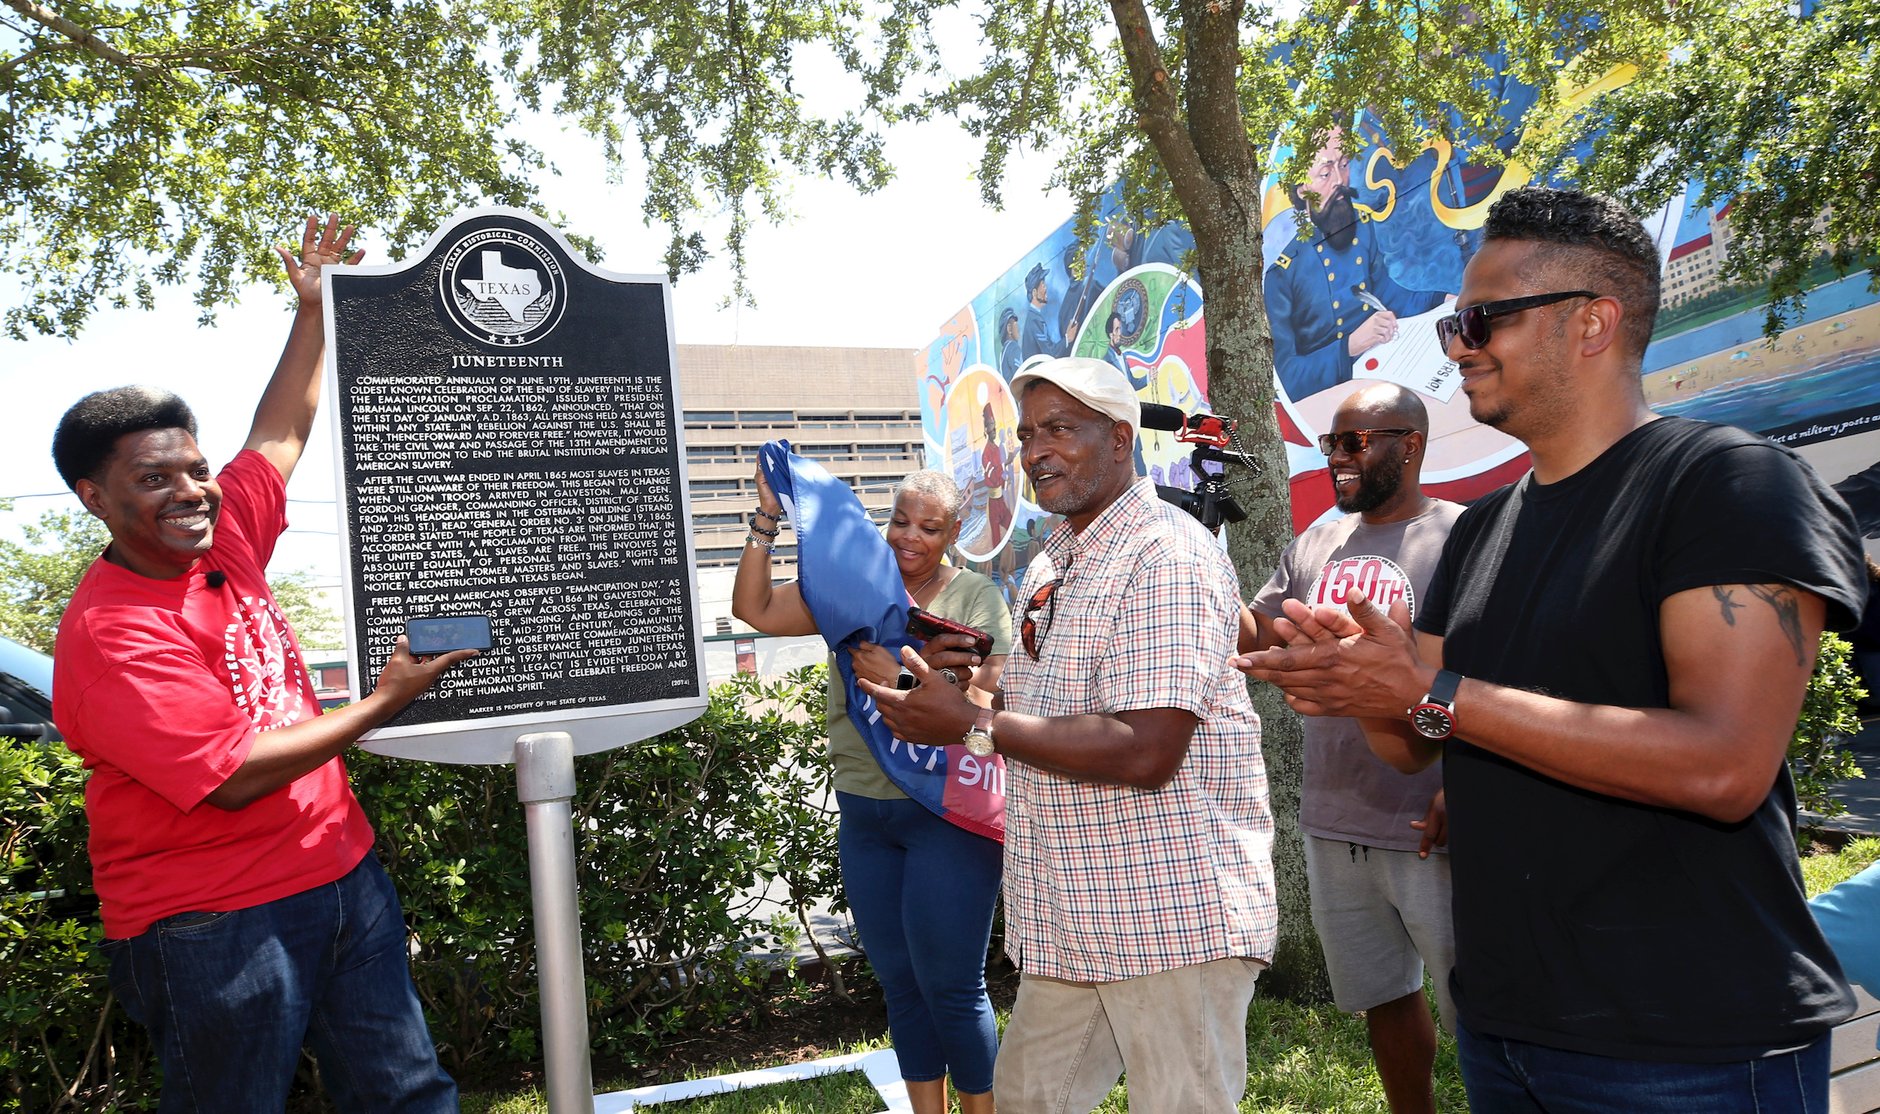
[1746,585,1806,666]
[1711,586,1744,626]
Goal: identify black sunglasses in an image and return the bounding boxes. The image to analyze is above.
[1317,428,1412,456]
[1434,290,1598,350]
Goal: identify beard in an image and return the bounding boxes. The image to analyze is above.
[1308,185,1359,251]
[1334,450,1404,514]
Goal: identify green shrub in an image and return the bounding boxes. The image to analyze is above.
[0,736,154,1111]
[0,667,839,1108]
[1791,633,1868,822]
[349,666,840,1073]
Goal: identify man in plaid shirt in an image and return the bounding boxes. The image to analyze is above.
[867,356,1276,1113]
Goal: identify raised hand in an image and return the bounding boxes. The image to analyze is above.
[752,463,785,520]
[276,214,364,309]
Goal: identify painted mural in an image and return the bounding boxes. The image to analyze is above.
[918,61,1880,593]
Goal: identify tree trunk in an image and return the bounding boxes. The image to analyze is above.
[1109,0,1331,1003]
[1191,184,1333,1006]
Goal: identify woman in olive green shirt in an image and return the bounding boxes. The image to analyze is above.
[733,468,1009,1114]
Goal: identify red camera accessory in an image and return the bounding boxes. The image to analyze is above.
[906,607,995,658]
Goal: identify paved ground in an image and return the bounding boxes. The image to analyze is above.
[1824,718,1880,836]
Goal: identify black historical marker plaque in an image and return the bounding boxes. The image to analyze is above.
[323,208,707,764]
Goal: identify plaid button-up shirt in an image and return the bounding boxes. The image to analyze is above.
[1000,478,1276,982]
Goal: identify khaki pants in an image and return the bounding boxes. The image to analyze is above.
[994,957,1263,1114]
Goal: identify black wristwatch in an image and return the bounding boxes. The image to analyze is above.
[1409,670,1462,741]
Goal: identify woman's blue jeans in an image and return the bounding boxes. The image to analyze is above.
[837,791,1004,1094]
[1457,1018,1830,1113]
[103,851,455,1113]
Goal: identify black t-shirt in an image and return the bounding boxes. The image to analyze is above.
[1417,417,1865,1062]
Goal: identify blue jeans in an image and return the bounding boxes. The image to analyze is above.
[837,791,1003,1094]
[1457,1018,1830,1113]
[104,851,455,1113]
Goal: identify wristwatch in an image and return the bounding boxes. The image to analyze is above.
[1408,670,1462,741]
[962,707,997,757]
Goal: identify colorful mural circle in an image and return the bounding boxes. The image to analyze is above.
[943,367,1023,562]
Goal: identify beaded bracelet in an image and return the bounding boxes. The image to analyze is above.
[749,520,781,538]
[752,507,782,524]
[746,533,776,553]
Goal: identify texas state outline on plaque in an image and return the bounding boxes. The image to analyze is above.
[459,250,544,324]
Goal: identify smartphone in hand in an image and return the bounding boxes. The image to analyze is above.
[906,608,993,657]
[405,615,492,656]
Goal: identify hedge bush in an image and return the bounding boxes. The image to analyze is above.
[1,733,152,1111]
[1,667,839,1110]
[1792,633,1869,822]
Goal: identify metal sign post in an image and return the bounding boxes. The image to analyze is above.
[516,731,593,1114]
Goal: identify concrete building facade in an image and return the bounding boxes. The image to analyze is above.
[676,344,923,638]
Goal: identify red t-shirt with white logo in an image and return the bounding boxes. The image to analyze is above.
[53,449,372,938]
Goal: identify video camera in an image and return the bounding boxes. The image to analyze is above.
[1139,403,1260,531]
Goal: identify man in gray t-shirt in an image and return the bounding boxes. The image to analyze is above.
[1241,384,1459,1114]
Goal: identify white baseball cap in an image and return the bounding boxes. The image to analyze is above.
[1011,357,1141,432]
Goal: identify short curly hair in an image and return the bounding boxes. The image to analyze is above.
[52,386,199,490]
[1483,186,1662,358]
[893,470,965,524]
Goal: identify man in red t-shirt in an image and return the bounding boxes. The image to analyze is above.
[51,217,476,1113]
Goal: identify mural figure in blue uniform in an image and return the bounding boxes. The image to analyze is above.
[998,307,1022,377]
[1265,128,1448,401]
[1020,263,1059,360]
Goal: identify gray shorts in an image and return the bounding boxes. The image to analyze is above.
[1303,833,1456,1030]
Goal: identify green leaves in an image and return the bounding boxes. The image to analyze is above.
[2,0,535,339]
[1790,632,1868,822]
[350,666,843,1072]
[2,0,930,337]
[1,733,153,1107]
[0,508,106,655]
[1562,0,1880,331]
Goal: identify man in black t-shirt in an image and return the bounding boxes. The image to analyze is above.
[1237,186,1865,1112]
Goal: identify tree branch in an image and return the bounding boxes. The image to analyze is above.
[1,0,140,69]
[1107,0,1219,228]
[1013,0,1059,137]
[0,42,48,82]
[1178,0,1256,208]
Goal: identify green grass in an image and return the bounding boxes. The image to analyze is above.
[467,839,1880,1112]
[466,987,1463,1112]
[1803,836,1880,898]
[588,1068,884,1113]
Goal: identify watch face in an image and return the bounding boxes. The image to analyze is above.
[1410,703,1454,740]
[963,731,995,757]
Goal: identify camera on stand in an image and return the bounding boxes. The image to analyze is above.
[1140,403,1260,532]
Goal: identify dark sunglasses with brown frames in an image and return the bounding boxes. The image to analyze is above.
[1434,290,1599,351]
[1021,577,1061,660]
